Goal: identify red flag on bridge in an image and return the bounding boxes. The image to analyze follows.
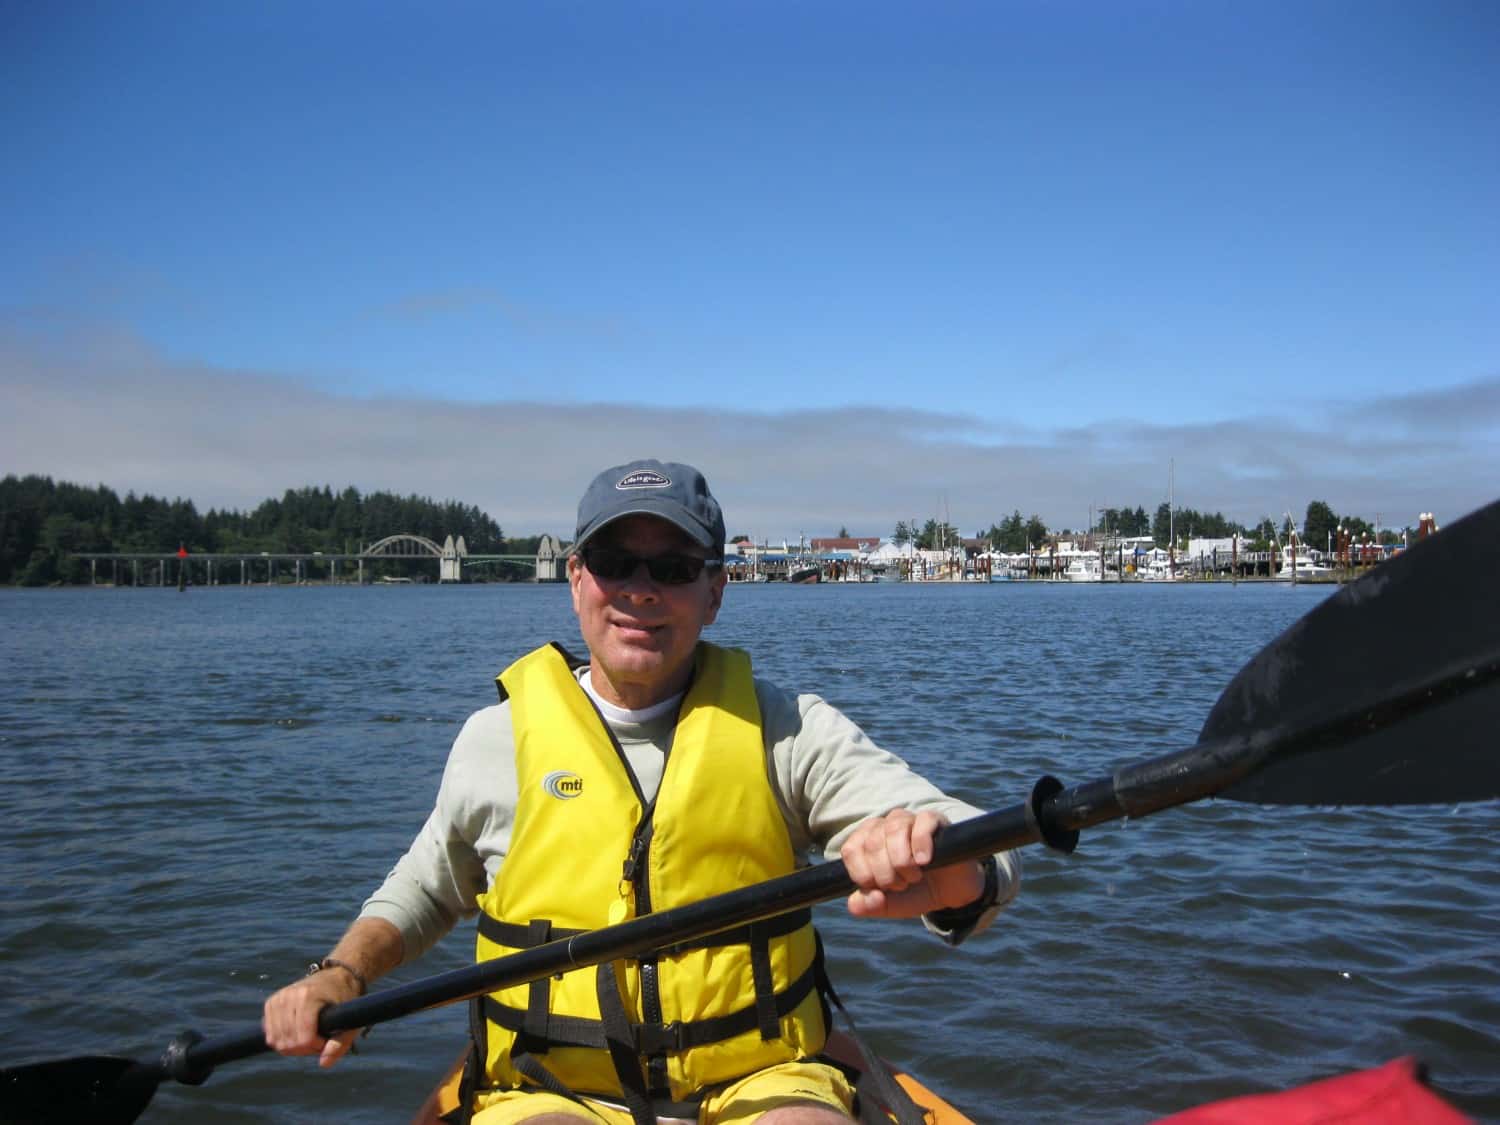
[177,545,188,558]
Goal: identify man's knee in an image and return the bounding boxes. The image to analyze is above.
[752,1104,854,1125]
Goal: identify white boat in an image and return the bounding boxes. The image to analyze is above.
[1059,553,1104,582]
[1274,555,1334,581]
[1272,520,1334,581]
[1131,544,1180,581]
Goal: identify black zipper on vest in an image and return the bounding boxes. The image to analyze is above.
[623,817,671,1093]
[603,720,667,1091]
[581,673,682,1096]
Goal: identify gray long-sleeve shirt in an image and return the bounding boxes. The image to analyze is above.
[361,672,1020,962]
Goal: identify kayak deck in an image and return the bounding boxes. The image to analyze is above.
[409,1031,974,1123]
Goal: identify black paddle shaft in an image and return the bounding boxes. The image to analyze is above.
[157,782,1057,1084]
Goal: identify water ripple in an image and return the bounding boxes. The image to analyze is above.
[1,583,1495,1122]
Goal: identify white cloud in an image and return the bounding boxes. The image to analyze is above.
[3,319,1496,540]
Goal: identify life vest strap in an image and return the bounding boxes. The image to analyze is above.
[523,919,554,1042]
[813,935,926,1125]
[596,961,656,1125]
[503,1051,705,1123]
[477,907,813,953]
[478,913,585,946]
[749,922,780,1041]
[481,960,819,1055]
[661,907,812,954]
[485,996,608,1050]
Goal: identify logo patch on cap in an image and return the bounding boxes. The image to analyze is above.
[616,470,670,490]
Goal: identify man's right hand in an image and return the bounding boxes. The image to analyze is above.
[263,966,363,1067]
[262,919,403,1066]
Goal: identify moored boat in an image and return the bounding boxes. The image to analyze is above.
[1272,556,1336,581]
[409,1030,976,1123]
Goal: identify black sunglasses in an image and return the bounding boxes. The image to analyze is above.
[581,546,724,585]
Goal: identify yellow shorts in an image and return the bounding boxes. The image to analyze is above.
[469,1058,855,1124]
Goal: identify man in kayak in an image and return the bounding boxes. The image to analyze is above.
[264,458,1019,1124]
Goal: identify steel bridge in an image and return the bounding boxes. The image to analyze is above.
[70,533,567,586]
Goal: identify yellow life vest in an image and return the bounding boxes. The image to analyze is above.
[470,641,827,1115]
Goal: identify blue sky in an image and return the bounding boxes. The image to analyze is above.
[3,2,1496,540]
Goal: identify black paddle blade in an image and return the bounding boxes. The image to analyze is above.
[0,1056,159,1125]
[1205,497,1500,806]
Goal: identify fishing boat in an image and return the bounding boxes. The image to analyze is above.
[408,1030,976,1123]
[1059,553,1103,582]
[1273,555,1336,581]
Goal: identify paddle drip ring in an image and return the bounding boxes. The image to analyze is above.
[161,1029,214,1085]
[1027,775,1081,854]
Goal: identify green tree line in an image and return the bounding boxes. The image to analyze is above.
[968,503,1247,553]
[896,500,1404,555]
[1,475,514,586]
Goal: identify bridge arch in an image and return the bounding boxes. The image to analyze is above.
[363,534,444,558]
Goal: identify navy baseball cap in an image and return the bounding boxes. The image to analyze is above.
[572,459,726,557]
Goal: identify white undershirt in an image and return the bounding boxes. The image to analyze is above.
[580,669,684,725]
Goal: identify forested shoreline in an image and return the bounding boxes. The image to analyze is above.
[0,475,538,586]
[2,473,1394,586]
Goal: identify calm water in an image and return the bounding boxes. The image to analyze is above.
[1,582,1496,1123]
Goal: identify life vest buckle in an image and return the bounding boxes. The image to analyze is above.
[634,1020,686,1054]
[621,834,648,883]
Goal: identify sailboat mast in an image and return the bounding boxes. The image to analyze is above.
[1168,459,1176,576]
